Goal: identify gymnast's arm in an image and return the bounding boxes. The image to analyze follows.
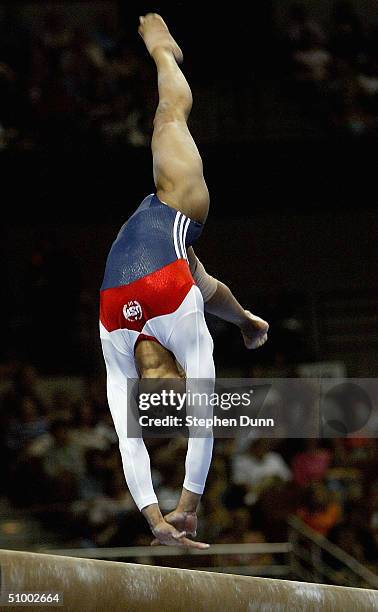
[187,247,269,349]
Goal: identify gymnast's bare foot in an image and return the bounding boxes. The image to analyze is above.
[240,311,269,349]
[138,13,183,63]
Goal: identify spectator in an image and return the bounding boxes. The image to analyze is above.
[70,399,110,451]
[292,439,332,487]
[217,507,275,568]
[2,364,45,413]
[42,418,85,481]
[297,482,342,536]
[293,29,331,84]
[101,91,147,147]
[232,439,292,505]
[92,10,120,57]
[5,396,48,453]
[285,3,326,53]
[78,448,108,501]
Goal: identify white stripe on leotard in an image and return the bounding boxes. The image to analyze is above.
[178,214,186,260]
[173,211,182,259]
[182,217,190,262]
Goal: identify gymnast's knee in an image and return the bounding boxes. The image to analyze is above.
[154,98,191,127]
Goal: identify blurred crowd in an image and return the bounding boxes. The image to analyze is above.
[1,2,378,150]
[0,8,153,151]
[282,2,378,137]
[0,361,377,582]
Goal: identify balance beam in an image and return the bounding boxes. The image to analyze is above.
[0,549,377,611]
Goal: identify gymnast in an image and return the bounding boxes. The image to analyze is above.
[100,14,269,547]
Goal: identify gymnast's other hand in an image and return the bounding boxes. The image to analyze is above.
[240,310,269,349]
[161,509,198,537]
[150,519,209,549]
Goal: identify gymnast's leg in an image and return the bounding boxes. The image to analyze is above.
[139,13,210,223]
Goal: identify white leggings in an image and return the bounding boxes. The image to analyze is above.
[100,285,215,511]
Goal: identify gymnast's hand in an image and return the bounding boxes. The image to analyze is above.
[240,310,269,349]
[150,519,209,549]
[162,509,198,537]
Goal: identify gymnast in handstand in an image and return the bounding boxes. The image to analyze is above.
[100,14,269,547]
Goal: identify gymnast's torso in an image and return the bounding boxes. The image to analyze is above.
[100,194,204,333]
[101,193,203,291]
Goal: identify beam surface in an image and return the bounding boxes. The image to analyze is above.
[0,549,377,611]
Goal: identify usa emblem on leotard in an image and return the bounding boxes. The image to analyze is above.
[123,301,143,322]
